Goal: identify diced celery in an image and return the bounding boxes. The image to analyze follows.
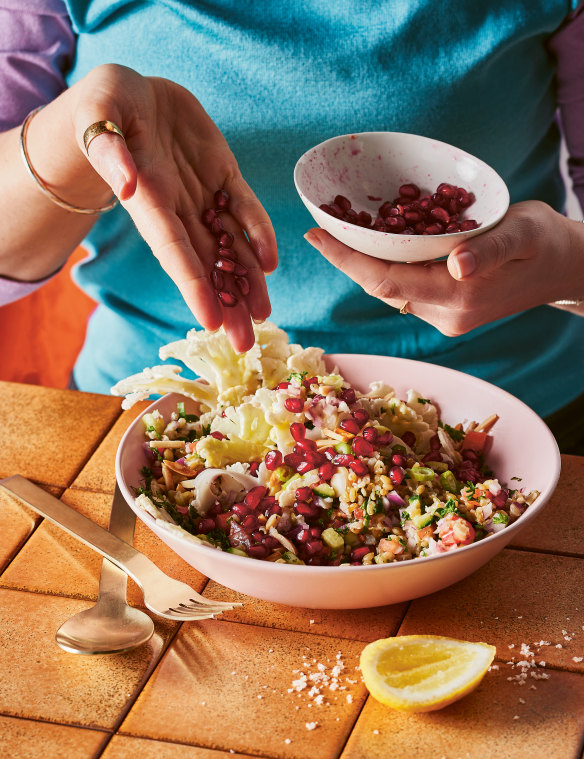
[281,550,305,564]
[334,441,352,455]
[343,531,360,547]
[406,466,435,482]
[322,527,345,550]
[412,512,435,529]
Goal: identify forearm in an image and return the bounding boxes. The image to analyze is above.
[0,86,114,282]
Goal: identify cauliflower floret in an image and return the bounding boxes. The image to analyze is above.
[110,365,217,410]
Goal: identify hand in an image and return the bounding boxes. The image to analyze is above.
[305,201,584,334]
[70,64,277,353]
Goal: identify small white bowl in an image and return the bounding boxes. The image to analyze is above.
[294,132,510,262]
[116,354,559,610]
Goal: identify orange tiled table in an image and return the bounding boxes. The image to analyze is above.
[0,380,583,759]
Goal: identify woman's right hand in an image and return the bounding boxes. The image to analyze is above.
[41,64,278,353]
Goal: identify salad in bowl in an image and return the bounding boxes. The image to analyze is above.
[113,322,549,591]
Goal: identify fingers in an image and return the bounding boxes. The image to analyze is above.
[122,199,224,332]
[447,205,535,281]
[304,228,457,306]
[227,175,278,273]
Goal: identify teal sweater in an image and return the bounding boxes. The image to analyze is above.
[65,0,583,416]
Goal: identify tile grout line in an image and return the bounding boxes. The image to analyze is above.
[505,545,584,560]
[93,620,185,758]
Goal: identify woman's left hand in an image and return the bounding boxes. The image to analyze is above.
[305,201,584,333]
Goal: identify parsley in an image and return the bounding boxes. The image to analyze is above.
[400,510,410,524]
[438,421,465,442]
[435,500,464,519]
[206,528,231,550]
[305,420,315,430]
[145,424,162,440]
[140,465,153,488]
[286,370,307,384]
[511,476,522,482]
[417,397,431,404]
[464,481,476,498]
[492,512,509,525]
[201,423,211,436]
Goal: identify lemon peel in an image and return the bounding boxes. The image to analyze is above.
[360,635,496,712]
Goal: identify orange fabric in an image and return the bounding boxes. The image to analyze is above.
[0,247,96,388]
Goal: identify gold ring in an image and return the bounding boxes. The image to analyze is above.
[399,301,409,315]
[83,120,125,154]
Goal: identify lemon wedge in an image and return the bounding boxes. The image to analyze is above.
[360,635,496,712]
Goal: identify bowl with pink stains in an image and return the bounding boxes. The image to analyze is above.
[294,132,510,262]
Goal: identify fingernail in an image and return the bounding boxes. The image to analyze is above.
[108,164,127,198]
[452,250,476,279]
[304,230,323,250]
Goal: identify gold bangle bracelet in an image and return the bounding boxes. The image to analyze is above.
[19,106,118,215]
[552,220,584,306]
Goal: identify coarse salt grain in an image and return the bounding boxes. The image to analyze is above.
[305,722,319,731]
[573,657,583,663]
[285,738,291,744]
[373,729,379,735]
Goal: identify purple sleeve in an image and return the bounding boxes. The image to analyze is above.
[549,5,584,215]
[0,0,75,303]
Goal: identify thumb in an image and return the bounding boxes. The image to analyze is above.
[447,215,531,281]
[74,107,137,201]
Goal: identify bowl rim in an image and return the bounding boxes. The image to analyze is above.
[294,130,511,239]
[115,353,560,576]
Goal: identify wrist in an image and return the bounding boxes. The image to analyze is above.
[25,91,115,209]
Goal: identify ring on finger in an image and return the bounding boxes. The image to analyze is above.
[83,120,126,154]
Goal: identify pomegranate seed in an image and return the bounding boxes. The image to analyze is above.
[401,430,416,448]
[460,219,479,231]
[284,452,303,470]
[249,461,259,476]
[376,431,393,446]
[296,502,318,519]
[303,376,318,388]
[294,439,317,454]
[218,247,237,260]
[362,426,378,444]
[210,216,224,236]
[248,544,268,559]
[304,450,325,468]
[430,434,441,450]
[340,417,360,435]
[424,223,443,235]
[430,206,450,224]
[334,194,352,212]
[210,270,224,291]
[297,528,310,543]
[350,459,369,477]
[457,188,471,207]
[391,453,407,467]
[389,465,406,485]
[309,526,322,538]
[215,257,236,273]
[437,182,457,198]
[339,388,356,405]
[414,221,426,234]
[218,231,234,248]
[290,422,306,441]
[202,208,216,226]
[462,448,479,462]
[241,514,260,533]
[351,546,371,562]
[332,453,355,467]
[197,518,215,533]
[232,502,250,518]
[404,209,423,225]
[295,486,313,502]
[320,203,340,218]
[244,486,268,510]
[259,495,276,510]
[266,503,281,517]
[235,276,250,295]
[351,436,375,458]
[344,209,358,223]
[399,183,420,200]
[445,223,461,233]
[352,408,369,426]
[422,451,442,462]
[357,211,372,226]
[277,381,290,390]
[318,461,336,480]
[297,460,316,474]
[210,431,226,440]
[264,449,283,470]
[379,201,394,219]
[285,397,304,413]
[214,189,229,209]
[217,290,238,307]
[305,540,324,556]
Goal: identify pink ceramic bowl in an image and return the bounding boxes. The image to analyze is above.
[116,355,559,609]
[294,132,510,262]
